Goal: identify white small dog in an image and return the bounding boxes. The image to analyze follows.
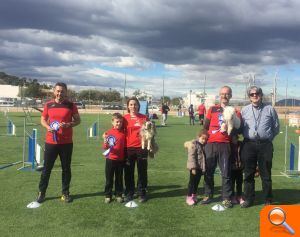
[140,121,157,152]
[222,106,241,135]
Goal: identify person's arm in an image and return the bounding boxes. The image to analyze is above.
[41,116,52,132]
[203,118,210,132]
[271,108,280,138]
[61,114,81,128]
[186,140,197,172]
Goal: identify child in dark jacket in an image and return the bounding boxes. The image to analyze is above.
[230,135,244,204]
[184,130,208,205]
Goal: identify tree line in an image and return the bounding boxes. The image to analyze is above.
[0,71,182,105]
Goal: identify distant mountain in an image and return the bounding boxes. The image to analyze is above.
[0,72,26,86]
[276,99,300,106]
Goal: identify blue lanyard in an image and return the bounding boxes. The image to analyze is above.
[251,105,263,133]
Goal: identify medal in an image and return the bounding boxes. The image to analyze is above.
[102,135,116,157]
[50,121,60,142]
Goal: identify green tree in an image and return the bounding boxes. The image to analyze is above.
[23,81,43,98]
[171,97,182,106]
[160,96,171,104]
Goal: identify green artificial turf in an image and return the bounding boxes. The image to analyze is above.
[0,111,299,237]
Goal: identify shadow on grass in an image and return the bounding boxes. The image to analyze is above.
[147,185,222,200]
[43,192,103,202]
[72,192,103,200]
[253,188,300,206]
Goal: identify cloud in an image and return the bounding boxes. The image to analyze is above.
[0,0,300,98]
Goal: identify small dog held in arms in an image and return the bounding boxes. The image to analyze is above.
[140,121,159,158]
[222,106,241,135]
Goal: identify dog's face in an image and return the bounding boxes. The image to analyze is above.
[144,121,154,130]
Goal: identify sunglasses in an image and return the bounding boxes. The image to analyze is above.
[250,93,261,97]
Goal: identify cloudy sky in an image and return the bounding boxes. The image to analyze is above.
[1,0,300,99]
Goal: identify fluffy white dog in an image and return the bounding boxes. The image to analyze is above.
[222,106,241,135]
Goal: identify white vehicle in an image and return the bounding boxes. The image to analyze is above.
[149,105,160,113]
[0,101,14,107]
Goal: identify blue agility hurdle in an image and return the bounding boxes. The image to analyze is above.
[18,119,43,171]
[87,114,100,140]
[7,120,16,136]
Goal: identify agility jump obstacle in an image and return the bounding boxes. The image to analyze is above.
[86,113,100,140]
[18,119,43,171]
[87,122,98,138]
[0,120,16,136]
[281,127,300,177]
[7,120,16,136]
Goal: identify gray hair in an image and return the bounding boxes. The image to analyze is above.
[247,86,263,97]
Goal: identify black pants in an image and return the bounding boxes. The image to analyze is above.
[104,159,124,198]
[231,169,243,196]
[187,169,202,196]
[199,114,204,125]
[241,140,273,203]
[204,143,232,199]
[39,143,73,194]
[124,148,148,197]
[189,116,195,125]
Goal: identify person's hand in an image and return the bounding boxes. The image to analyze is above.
[47,126,54,132]
[220,123,227,133]
[60,122,72,128]
[102,132,108,141]
[191,169,196,175]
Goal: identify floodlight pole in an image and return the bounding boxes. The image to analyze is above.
[162,78,165,103]
[123,73,127,115]
[284,78,288,173]
[203,75,206,96]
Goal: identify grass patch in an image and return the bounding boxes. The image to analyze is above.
[0,112,299,237]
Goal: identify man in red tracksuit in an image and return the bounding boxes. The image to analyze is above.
[36,82,81,203]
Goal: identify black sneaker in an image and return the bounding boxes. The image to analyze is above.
[116,196,124,203]
[124,195,133,202]
[139,195,147,203]
[240,200,253,208]
[36,192,45,203]
[61,193,73,203]
[200,196,212,205]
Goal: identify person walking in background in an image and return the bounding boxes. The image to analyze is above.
[188,104,195,125]
[102,113,125,204]
[201,86,240,208]
[36,82,81,203]
[197,102,206,125]
[185,130,208,205]
[240,86,279,208]
[123,97,149,203]
[161,102,170,126]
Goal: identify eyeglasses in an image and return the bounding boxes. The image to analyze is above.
[250,93,261,97]
[220,93,231,97]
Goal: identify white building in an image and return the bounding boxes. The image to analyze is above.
[182,91,217,109]
[0,85,20,99]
